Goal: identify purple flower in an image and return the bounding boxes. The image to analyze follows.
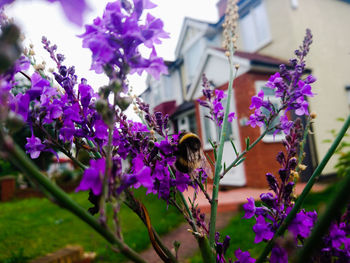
[228,112,236,122]
[247,109,264,128]
[156,139,174,156]
[278,115,293,135]
[25,134,46,159]
[294,97,309,116]
[243,197,256,219]
[63,102,81,123]
[215,89,226,100]
[27,72,51,101]
[94,119,108,141]
[234,249,256,263]
[288,210,315,239]
[329,224,347,249]
[249,90,264,110]
[141,13,170,48]
[132,154,154,193]
[252,215,274,243]
[76,158,105,195]
[270,245,288,263]
[174,171,190,192]
[78,81,94,108]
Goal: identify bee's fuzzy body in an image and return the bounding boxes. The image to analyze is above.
[175,132,212,179]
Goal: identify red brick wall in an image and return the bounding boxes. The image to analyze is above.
[195,71,285,188]
[234,72,285,188]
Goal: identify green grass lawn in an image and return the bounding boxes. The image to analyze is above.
[189,182,339,262]
[0,189,184,263]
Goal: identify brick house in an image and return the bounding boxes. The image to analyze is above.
[140,0,318,188]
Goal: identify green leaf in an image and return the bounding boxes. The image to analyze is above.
[245,137,250,150]
[230,139,239,156]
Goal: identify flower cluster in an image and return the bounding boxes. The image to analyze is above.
[0,0,183,206]
[317,205,350,261]
[247,29,315,135]
[198,74,236,127]
[79,0,169,90]
[242,118,317,261]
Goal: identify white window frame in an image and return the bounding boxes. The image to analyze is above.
[255,81,285,143]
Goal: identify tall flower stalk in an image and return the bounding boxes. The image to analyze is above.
[208,0,239,247]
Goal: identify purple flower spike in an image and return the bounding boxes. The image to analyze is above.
[76,158,106,195]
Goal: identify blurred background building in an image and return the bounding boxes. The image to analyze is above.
[140,0,350,188]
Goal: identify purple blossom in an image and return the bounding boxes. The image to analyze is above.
[174,171,190,192]
[243,197,256,219]
[249,90,264,110]
[76,158,106,195]
[25,133,46,159]
[234,249,255,263]
[252,215,274,243]
[270,246,288,263]
[278,115,293,135]
[246,109,264,128]
[228,112,236,122]
[132,154,154,193]
[27,72,51,101]
[94,119,108,141]
[288,210,315,239]
[329,224,347,249]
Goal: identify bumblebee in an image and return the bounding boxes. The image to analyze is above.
[175,132,213,179]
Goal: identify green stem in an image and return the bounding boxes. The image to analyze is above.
[223,129,269,176]
[3,138,147,263]
[209,52,236,247]
[256,114,350,263]
[296,171,350,262]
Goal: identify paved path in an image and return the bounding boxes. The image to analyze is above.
[133,183,327,263]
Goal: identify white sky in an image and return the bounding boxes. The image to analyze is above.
[5,0,219,96]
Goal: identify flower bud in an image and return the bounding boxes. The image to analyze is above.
[95,99,109,115]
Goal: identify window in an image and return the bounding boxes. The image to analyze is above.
[239,0,271,52]
[177,111,198,134]
[255,81,284,142]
